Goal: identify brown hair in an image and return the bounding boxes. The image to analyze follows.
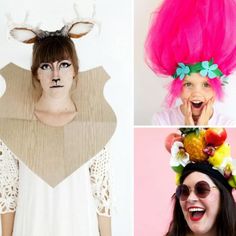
[31,36,79,84]
[165,175,236,236]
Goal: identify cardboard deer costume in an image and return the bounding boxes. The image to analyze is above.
[0,18,116,187]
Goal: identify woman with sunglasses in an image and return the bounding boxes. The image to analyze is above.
[166,129,236,236]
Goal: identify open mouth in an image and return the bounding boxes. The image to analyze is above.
[191,101,203,109]
[188,207,206,221]
[50,85,64,88]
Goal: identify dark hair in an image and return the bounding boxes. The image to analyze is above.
[165,174,236,236]
[31,36,79,84]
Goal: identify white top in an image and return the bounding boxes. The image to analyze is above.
[0,139,111,236]
[152,106,236,126]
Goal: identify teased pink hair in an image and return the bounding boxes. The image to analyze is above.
[145,0,236,106]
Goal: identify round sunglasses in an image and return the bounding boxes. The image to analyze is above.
[176,180,217,201]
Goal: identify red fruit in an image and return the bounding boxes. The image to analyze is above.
[165,133,183,153]
[205,128,227,146]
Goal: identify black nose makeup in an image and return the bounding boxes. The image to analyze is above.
[52,78,60,84]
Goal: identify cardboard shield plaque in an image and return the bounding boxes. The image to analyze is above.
[0,63,117,187]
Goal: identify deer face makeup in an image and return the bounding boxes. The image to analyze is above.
[37,60,75,99]
[10,17,94,99]
[4,10,117,186]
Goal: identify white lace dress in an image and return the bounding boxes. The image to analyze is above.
[0,139,111,236]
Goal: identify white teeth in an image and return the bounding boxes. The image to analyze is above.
[188,208,205,212]
[191,101,202,104]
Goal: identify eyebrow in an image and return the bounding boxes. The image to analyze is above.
[39,62,52,65]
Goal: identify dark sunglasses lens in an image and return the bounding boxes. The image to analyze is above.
[195,181,211,198]
[176,184,189,201]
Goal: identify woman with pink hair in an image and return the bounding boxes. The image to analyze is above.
[145,0,236,125]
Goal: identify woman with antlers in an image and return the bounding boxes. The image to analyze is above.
[0,16,114,236]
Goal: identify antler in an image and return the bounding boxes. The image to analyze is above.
[61,3,96,39]
[7,13,42,44]
[6,13,29,29]
[9,5,96,44]
[73,3,80,18]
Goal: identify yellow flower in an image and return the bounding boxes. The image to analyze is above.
[208,143,231,167]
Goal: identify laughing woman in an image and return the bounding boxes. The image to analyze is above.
[0,18,116,236]
[166,163,236,236]
[165,128,236,236]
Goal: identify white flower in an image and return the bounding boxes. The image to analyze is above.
[231,159,236,176]
[170,141,190,167]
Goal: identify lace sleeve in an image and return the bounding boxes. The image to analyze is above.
[0,140,19,214]
[89,146,111,217]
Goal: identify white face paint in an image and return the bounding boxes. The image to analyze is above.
[37,60,75,99]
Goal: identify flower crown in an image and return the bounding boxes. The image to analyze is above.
[173,59,229,86]
[165,128,236,188]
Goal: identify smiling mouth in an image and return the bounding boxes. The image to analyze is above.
[50,85,64,88]
[188,207,206,221]
[191,101,203,109]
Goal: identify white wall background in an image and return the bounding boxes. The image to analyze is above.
[0,0,132,235]
[134,0,236,125]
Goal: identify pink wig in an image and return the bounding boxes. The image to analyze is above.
[145,0,236,106]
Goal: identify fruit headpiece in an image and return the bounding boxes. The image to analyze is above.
[145,0,236,107]
[165,128,236,190]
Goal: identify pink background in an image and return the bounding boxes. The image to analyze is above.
[134,128,236,236]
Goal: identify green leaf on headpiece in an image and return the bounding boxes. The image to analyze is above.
[172,165,184,173]
[179,128,200,136]
[228,176,236,188]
